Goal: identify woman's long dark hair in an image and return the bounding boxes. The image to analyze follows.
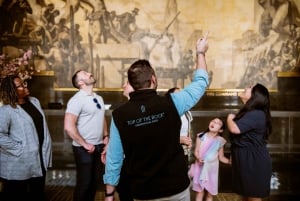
[0,75,20,108]
[234,83,272,139]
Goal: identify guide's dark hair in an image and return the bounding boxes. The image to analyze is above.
[127,59,156,90]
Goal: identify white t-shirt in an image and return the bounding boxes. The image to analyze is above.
[65,90,106,146]
[180,111,193,137]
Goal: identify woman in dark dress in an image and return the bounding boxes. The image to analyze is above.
[227,83,272,201]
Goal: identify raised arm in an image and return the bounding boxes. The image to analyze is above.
[171,32,210,116]
[195,31,209,71]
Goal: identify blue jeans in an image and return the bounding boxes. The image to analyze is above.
[72,144,105,201]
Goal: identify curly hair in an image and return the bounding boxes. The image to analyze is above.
[0,75,19,108]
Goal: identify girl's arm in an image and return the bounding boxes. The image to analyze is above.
[194,137,200,160]
[218,147,231,165]
[194,136,204,163]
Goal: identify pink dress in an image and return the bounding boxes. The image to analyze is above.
[189,133,226,195]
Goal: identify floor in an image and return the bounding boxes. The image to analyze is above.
[1,150,299,200]
[44,184,299,201]
[43,152,300,201]
[40,135,300,201]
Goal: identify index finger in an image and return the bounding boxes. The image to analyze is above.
[203,31,209,40]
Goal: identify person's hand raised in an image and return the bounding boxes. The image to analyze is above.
[196,31,209,54]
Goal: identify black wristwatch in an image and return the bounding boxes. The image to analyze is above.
[105,190,115,197]
[196,51,205,56]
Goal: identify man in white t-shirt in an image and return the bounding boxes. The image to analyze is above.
[64,70,108,201]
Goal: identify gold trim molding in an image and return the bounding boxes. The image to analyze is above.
[53,88,277,96]
[277,71,300,77]
[33,70,55,76]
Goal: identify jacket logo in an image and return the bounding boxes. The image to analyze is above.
[127,112,165,127]
[141,105,146,113]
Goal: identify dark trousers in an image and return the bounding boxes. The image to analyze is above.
[1,175,46,200]
[72,144,105,201]
[116,165,134,201]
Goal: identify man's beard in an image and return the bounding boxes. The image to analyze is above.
[91,79,97,85]
[84,78,97,86]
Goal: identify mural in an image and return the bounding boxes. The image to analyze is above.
[0,0,299,89]
[232,0,300,89]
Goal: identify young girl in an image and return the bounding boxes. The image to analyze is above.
[189,118,231,201]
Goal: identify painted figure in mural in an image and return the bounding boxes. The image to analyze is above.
[238,0,300,88]
[28,25,52,53]
[130,27,161,59]
[2,0,32,34]
[159,32,175,67]
[42,3,55,21]
[272,0,300,34]
[55,18,71,50]
[8,0,33,35]
[83,0,127,44]
[85,0,108,43]
[100,10,122,43]
[37,41,69,87]
[103,32,209,201]
[294,27,300,69]
[227,83,272,201]
[179,49,194,69]
[64,70,109,201]
[258,0,300,37]
[43,9,60,41]
[280,41,295,71]
[0,0,34,37]
[117,8,140,40]
[258,0,276,37]
[189,118,231,201]
[0,75,52,200]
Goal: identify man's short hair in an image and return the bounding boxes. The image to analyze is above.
[128,59,156,90]
[72,70,82,89]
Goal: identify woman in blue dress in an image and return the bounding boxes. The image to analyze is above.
[227,83,272,201]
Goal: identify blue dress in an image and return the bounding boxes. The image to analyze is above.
[230,110,272,197]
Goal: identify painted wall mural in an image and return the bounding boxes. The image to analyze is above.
[0,0,299,89]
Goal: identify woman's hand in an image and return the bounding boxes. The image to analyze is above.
[227,113,235,121]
